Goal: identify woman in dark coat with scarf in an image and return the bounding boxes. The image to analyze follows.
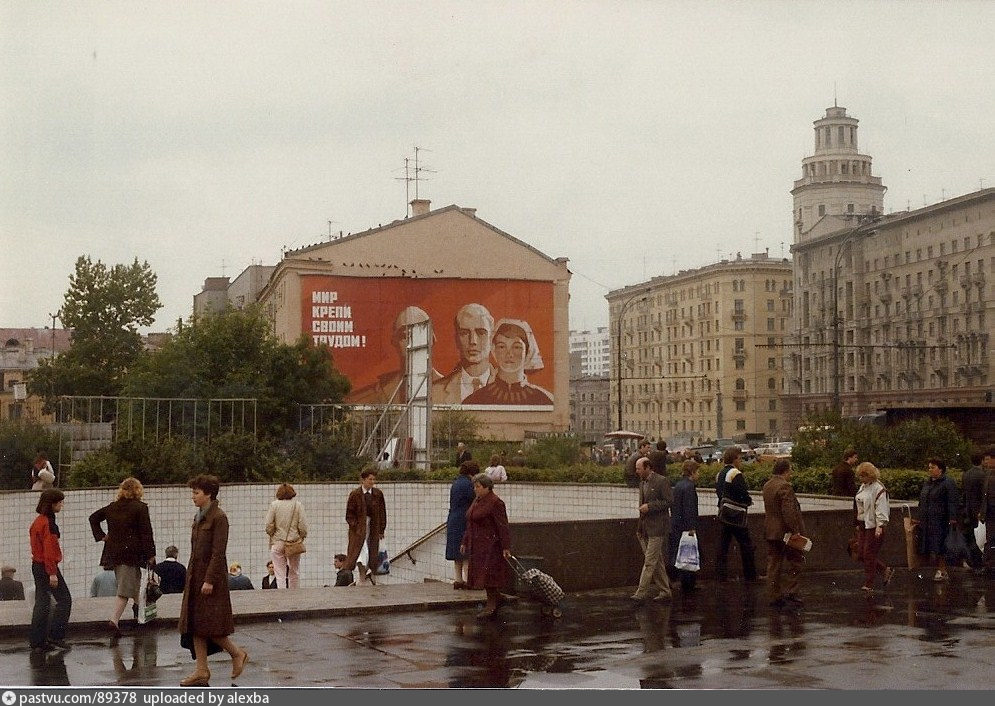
[669,460,701,592]
[88,476,156,634]
[917,458,960,582]
[177,475,248,687]
[460,473,512,619]
[446,461,478,589]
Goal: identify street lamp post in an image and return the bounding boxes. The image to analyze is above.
[615,292,647,431]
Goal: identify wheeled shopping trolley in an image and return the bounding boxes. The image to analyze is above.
[506,555,564,619]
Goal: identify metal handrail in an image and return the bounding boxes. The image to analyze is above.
[394,522,448,565]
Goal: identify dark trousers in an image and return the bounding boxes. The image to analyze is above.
[30,562,72,648]
[766,540,803,602]
[717,524,757,581]
[962,524,985,569]
[858,528,888,587]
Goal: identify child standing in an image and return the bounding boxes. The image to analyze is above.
[334,554,354,586]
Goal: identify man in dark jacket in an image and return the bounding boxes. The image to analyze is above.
[715,446,758,583]
[624,440,652,489]
[829,449,859,497]
[154,546,187,594]
[959,452,986,571]
[763,460,806,608]
[631,451,673,602]
[227,564,254,590]
[0,565,25,601]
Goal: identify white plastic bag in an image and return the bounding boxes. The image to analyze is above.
[976,521,986,550]
[674,531,700,572]
[136,568,157,624]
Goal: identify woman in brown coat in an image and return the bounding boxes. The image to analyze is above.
[345,469,387,584]
[460,473,512,619]
[88,477,156,634]
[177,475,248,687]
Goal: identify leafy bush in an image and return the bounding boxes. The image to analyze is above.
[0,420,70,490]
[524,437,584,468]
[792,412,974,472]
[66,449,135,488]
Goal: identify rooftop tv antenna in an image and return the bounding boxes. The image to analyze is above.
[395,146,437,217]
[754,231,761,252]
[326,219,339,241]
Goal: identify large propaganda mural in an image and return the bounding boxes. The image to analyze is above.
[302,275,556,409]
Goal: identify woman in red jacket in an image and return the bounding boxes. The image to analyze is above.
[29,489,72,652]
[460,473,512,620]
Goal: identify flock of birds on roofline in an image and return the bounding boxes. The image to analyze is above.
[286,258,445,277]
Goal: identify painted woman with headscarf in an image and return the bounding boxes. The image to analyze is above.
[463,318,553,405]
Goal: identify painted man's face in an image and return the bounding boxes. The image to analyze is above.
[455,310,492,366]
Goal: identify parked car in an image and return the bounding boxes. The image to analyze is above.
[689,445,721,464]
[756,442,793,463]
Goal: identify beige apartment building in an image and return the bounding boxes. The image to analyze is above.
[606,254,793,446]
[783,105,995,427]
[254,199,571,440]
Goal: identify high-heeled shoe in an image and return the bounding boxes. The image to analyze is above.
[231,650,249,680]
[180,670,210,687]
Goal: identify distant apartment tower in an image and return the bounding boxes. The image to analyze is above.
[569,327,611,377]
[193,265,276,317]
[569,375,611,443]
[606,253,793,445]
[783,105,995,428]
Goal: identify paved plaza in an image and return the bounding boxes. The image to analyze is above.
[2,569,995,689]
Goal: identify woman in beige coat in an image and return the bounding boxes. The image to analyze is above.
[265,483,308,589]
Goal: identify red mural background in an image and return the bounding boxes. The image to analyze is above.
[301,275,555,405]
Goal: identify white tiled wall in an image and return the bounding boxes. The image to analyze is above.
[1,483,852,597]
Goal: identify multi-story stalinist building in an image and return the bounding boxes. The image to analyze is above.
[783,105,995,427]
[606,254,793,446]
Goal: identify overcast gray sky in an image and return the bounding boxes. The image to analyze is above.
[2,1,993,334]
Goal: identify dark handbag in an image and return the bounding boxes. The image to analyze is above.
[145,573,163,604]
[718,499,748,528]
[944,527,970,565]
[847,526,863,562]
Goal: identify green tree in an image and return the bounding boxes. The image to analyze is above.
[122,306,350,437]
[29,256,161,403]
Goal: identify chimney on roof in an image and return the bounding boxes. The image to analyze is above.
[461,207,477,218]
[410,199,431,217]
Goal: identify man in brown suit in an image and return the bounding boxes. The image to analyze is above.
[631,451,674,603]
[346,469,387,584]
[762,459,806,609]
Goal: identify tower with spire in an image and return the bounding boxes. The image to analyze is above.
[790,105,885,242]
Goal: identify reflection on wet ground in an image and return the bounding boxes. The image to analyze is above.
[4,570,995,689]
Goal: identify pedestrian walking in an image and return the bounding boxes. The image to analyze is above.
[762,460,805,609]
[345,469,387,584]
[669,459,700,592]
[715,446,759,583]
[918,459,960,582]
[265,483,308,589]
[460,473,512,619]
[29,489,72,652]
[959,452,987,571]
[446,460,477,589]
[177,474,249,686]
[630,451,673,603]
[854,462,894,591]
[88,477,157,635]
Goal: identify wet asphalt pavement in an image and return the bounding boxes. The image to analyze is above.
[4,569,995,689]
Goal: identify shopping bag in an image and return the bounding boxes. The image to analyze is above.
[902,505,921,569]
[137,568,158,625]
[975,521,986,550]
[674,531,700,571]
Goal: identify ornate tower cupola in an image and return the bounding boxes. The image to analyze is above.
[790,105,885,242]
